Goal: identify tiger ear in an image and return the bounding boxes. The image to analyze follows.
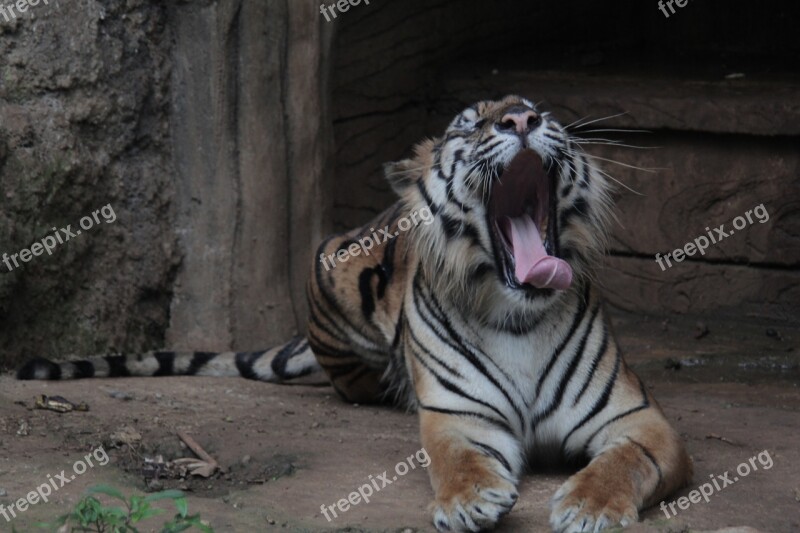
[383,138,436,196]
[383,158,419,195]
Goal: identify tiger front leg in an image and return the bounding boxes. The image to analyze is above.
[550,406,692,532]
[419,408,523,532]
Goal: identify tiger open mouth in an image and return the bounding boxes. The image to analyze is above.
[488,149,573,291]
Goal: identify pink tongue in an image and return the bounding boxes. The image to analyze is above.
[502,214,573,290]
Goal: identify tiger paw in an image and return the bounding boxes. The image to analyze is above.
[430,473,518,532]
[549,473,638,533]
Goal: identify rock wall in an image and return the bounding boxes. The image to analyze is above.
[0,0,334,369]
[0,0,178,369]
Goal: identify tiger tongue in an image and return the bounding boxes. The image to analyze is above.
[502,214,573,290]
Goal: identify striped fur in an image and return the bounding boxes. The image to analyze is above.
[17,337,319,383]
[18,95,691,532]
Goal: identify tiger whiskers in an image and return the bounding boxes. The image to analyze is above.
[385,163,430,180]
[564,145,648,197]
[570,138,658,151]
[564,111,631,132]
[573,128,652,135]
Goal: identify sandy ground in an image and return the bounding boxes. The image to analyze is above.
[0,312,798,533]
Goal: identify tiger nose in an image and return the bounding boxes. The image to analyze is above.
[497,109,541,135]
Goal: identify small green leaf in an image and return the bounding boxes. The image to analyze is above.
[174,497,188,518]
[131,507,164,523]
[181,514,215,533]
[162,522,193,533]
[129,494,146,517]
[196,521,215,533]
[47,485,212,533]
[106,506,128,517]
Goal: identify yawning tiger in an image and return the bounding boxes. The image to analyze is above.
[18,95,692,532]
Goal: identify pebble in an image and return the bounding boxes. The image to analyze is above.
[108,390,133,401]
[241,455,251,465]
[0,488,7,497]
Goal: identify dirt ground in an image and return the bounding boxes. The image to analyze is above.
[1,312,798,533]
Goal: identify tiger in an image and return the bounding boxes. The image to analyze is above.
[17,95,692,533]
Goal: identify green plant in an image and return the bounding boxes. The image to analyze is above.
[49,484,213,533]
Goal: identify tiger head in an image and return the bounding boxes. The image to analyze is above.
[385,95,613,324]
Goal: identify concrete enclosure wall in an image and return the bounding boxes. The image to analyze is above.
[165,1,334,352]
